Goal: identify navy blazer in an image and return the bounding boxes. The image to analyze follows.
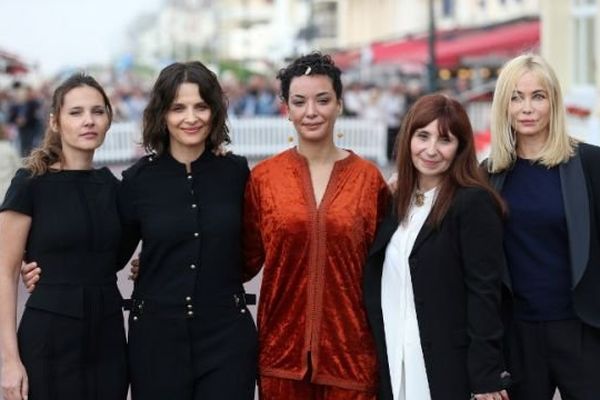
[363,187,510,400]
[489,142,600,329]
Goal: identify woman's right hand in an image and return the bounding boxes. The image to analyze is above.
[20,262,40,293]
[1,358,28,400]
[474,390,509,400]
[129,258,140,280]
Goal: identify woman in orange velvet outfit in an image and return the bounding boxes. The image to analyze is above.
[243,53,390,399]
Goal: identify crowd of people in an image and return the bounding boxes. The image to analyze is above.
[0,68,428,165]
[0,51,598,400]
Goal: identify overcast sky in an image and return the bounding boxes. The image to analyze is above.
[0,0,164,75]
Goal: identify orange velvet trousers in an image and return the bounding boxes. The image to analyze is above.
[259,376,377,400]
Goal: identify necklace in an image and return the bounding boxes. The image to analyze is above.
[414,189,425,207]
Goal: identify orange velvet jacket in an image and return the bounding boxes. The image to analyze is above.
[243,148,390,392]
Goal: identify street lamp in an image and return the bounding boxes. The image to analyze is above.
[427,0,438,92]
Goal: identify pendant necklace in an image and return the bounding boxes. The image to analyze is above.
[414,189,425,207]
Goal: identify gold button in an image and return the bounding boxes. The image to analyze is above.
[187,311,194,316]
[133,316,138,321]
[187,304,193,309]
[192,204,197,208]
[190,264,196,270]
[185,296,192,302]
[194,232,199,237]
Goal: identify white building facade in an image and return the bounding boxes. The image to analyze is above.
[540,0,599,143]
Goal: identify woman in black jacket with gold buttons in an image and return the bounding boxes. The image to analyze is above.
[118,61,258,400]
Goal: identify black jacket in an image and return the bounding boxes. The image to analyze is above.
[364,187,510,399]
[119,151,250,312]
[489,142,600,329]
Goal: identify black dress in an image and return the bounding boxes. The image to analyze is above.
[0,168,128,400]
[119,151,257,400]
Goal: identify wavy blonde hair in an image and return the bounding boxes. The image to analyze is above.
[488,54,576,173]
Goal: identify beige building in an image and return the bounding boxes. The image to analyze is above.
[127,0,311,70]
[312,0,539,50]
[540,0,599,143]
[126,0,218,67]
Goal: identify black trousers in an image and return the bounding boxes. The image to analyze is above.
[508,319,600,400]
[128,299,258,400]
[18,307,128,400]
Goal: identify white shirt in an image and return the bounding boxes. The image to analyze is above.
[381,188,436,400]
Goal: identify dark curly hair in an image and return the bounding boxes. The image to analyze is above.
[276,52,342,102]
[142,61,230,155]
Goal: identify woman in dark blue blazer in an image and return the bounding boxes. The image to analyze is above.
[486,53,600,400]
[363,94,510,400]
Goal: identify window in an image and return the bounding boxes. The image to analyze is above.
[572,0,597,85]
[313,1,337,39]
[443,0,455,16]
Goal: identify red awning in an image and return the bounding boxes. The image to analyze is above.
[371,19,540,68]
[331,49,361,69]
[0,50,29,75]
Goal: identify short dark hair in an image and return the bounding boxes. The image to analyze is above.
[276,52,342,102]
[142,61,230,155]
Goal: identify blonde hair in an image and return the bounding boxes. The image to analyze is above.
[488,54,576,173]
[25,73,112,176]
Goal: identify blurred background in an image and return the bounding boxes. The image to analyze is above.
[1,0,598,170]
[0,2,597,399]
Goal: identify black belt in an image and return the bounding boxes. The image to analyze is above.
[123,293,256,319]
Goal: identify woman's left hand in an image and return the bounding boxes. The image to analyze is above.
[387,172,398,194]
[473,390,509,400]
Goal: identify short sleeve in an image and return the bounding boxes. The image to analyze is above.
[0,168,35,216]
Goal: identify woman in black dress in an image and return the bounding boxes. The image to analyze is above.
[0,74,127,400]
[117,61,257,399]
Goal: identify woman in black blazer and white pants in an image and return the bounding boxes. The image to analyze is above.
[363,94,510,400]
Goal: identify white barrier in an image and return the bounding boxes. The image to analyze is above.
[95,121,142,164]
[466,101,492,133]
[95,117,389,166]
[229,117,388,165]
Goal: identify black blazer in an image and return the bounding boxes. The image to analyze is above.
[364,187,510,400]
[489,143,600,329]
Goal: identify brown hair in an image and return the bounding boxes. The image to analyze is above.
[142,61,230,155]
[25,73,112,176]
[394,94,505,226]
